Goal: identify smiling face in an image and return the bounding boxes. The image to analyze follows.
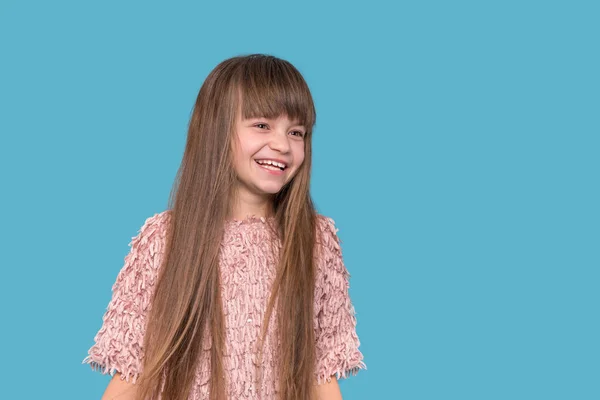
[231,110,306,200]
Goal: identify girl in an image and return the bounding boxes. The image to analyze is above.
[83,54,366,400]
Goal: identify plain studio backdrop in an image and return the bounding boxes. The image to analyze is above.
[0,1,598,399]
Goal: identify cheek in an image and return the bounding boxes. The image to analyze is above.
[231,137,250,176]
[233,134,252,160]
[236,133,261,159]
[294,145,305,168]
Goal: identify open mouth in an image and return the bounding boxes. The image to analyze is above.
[255,159,286,171]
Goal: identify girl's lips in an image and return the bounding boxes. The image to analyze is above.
[255,160,285,175]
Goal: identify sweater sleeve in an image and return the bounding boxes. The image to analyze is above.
[82,211,169,383]
[314,215,367,385]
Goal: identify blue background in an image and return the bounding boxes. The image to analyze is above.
[1,0,598,399]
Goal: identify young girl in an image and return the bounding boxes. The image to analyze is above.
[83,54,366,400]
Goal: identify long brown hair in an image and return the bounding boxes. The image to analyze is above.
[135,54,319,400]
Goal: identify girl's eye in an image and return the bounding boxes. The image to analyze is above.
[253,123,304,138]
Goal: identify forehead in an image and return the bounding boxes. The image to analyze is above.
[235,85,313,128]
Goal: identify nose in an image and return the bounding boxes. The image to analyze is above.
[268,130,291,153]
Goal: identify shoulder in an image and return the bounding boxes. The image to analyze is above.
[114,210,172,290]
[314,214,347,276]
[129,209,172,248]
[315,213,342,252]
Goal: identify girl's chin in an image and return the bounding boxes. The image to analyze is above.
[255,183,284,194]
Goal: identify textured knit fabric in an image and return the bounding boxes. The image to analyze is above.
[83,210,366,399]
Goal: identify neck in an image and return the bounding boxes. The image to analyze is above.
[229,189,274,220]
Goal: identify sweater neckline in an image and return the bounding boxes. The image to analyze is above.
[224,214,277,227]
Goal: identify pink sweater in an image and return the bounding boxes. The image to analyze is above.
[83,210,366,399]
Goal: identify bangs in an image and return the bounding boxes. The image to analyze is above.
[235,57,316,130]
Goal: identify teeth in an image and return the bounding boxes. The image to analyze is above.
[256,159,286,169]
[260,164,281,171]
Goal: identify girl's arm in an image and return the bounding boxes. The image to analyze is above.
[315,376,343,400]
[101,373,138,400]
